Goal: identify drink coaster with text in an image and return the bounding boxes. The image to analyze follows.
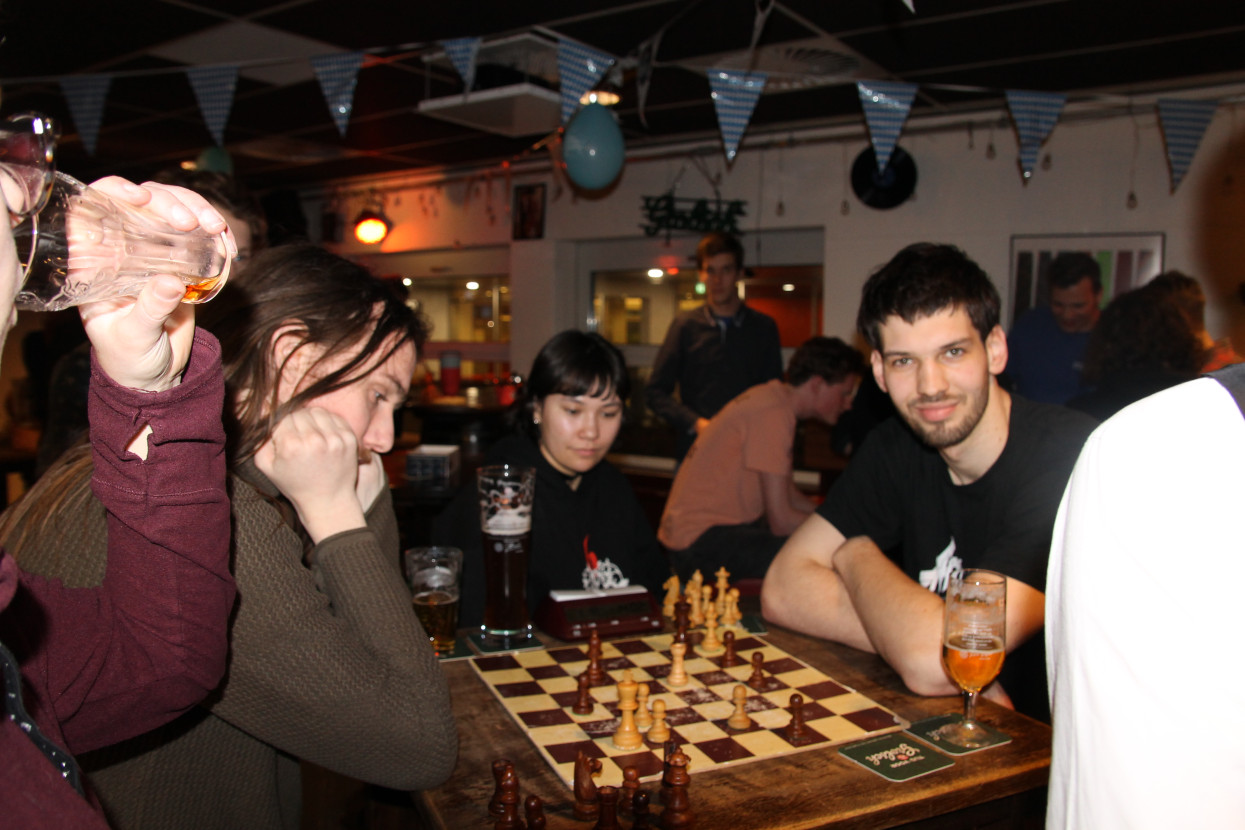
[838,733,953,781]
[905,713,1012,755]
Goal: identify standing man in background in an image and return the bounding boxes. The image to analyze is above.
[1006,252,1102,404]
[645,232,783,460]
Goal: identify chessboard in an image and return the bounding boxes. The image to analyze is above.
[469,631,909,790]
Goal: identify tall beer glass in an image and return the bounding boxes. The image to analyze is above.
[939,569,1006,748]
[477,464,535,648]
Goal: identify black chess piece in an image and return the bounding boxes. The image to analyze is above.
[619,765,641,816]
[659,750,694,829]
[786,692,812,746]
[573,670,594,715]
[593,785,621,830]
[587,628,608,686]
[632,791,653,829]
[673,599,691,644]
[573,750,602,821]
[747,651,766,690]
[660,739,678,806]
[720,629,739,667]
[488,759,512,817]
[525,794,546,830]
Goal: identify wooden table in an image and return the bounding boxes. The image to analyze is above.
[414,624,1051,829]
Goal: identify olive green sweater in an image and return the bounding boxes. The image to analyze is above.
[18,461,458,830]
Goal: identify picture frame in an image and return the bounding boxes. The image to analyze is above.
[1008,232,1165,326]
[512,184,546,240]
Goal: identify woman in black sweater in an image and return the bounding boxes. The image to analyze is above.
[435,331,671,627]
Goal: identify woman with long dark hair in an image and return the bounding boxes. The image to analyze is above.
[6,244,457,829]
[436,330,671,627]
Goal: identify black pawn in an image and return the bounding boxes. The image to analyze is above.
[632,791,653,829]
[720,629,739,667]
[572,671,594,715]
[786,692,812,746]
[525,794,546,830]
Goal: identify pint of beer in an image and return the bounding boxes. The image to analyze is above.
[405,546,463,656]
[477,464,536,648]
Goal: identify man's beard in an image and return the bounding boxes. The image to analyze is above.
[899,387,989,450]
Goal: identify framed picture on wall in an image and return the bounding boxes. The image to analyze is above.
[512,184,546,240]
[1008,233,1165,326]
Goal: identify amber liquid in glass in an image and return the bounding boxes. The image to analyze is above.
[942,634,1005,692]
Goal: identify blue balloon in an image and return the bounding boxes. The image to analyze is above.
[562,103,625,191]
[196,145,234,175]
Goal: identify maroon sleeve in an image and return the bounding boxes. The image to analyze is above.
[17,329,233,754]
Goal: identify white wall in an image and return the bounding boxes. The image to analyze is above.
[315,99,1245,375]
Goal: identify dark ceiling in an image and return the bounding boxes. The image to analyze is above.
[1,0,1243,194]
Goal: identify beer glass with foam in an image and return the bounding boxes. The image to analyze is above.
[476,464,535,648]
[938,569,1007,748]
[405,546,463,656]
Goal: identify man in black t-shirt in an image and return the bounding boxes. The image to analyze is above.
[761,244,1095,720]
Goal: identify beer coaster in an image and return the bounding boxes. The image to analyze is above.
[905,714,1012,755]
[839,733,953,781]
[466,631,545,655]
[436,639,475,661]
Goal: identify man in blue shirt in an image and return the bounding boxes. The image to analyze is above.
[1006,252,1102,404]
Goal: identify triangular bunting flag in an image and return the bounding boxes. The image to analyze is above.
[440,37,481,93]
[312,51,365,137]
[187,65,238,146]
[557,38,615,125]
[1157,98,1217,192]
[857,80,918,172]
[59,74,112,156]
[1005,90,1066,180]
[707,69,767,162]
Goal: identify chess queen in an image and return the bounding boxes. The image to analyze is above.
[437,330,671,625]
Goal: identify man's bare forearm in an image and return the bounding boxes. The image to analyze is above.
[832,538,959,697]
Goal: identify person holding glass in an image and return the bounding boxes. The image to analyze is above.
[6,244,457,829]
[0,113,237,827]
[436,330,671,629]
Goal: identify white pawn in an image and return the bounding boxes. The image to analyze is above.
[727,684,751,730]
[647,699,670,744]
[668,642,689,686]
[722,587,742,627]
[635,682,652,728]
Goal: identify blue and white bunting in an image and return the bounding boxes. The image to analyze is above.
[857,80,918,172]
[1005,90,1066,180]
[312,51,365,137]
[707,69,767,162]
[187,65,238,146]
[59,74,112,156]
[1157,98,1217,192]
[440,37,481,93]
[557,39,615,125]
